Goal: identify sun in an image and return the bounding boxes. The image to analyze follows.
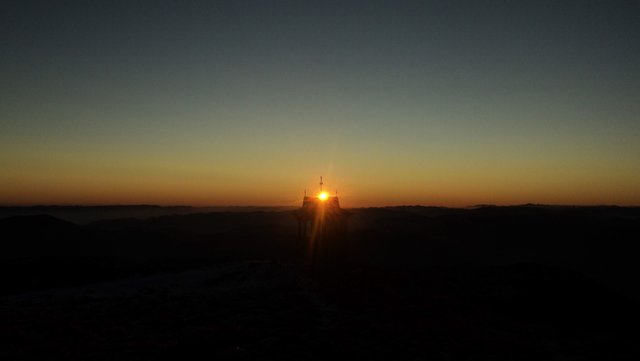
[318,192,329,201]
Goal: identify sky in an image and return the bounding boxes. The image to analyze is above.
[1,0,639,207]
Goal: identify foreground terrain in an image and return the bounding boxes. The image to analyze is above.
[2,205,639,359]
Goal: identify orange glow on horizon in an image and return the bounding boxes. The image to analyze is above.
[1,159,639,207]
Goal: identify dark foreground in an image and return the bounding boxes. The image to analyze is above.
[2,205,639,360]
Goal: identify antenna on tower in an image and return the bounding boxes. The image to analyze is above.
[320,176,323,192]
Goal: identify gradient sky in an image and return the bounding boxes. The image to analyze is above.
[1,0,639,207]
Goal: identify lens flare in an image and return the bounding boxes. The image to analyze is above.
[318,192,329,201]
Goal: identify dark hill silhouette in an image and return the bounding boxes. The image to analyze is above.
[1,215,109,257]
[0,205,197,224]
[0,205,296,224]
[348,206,640,298]
[90,210,292,236]
[0,215,121,294]
[0,212,297,295]
[2,205,640,360]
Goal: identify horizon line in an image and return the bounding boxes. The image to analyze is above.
[1,203,638,209]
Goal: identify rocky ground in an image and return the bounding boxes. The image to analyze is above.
[2,260,637,360]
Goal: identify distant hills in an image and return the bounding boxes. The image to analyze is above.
[2,205,640,359]
[2,205,640,297]
[0,205,296,224]
[2,204,639,224]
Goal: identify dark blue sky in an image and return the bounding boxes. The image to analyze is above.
[1,0,639,206]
